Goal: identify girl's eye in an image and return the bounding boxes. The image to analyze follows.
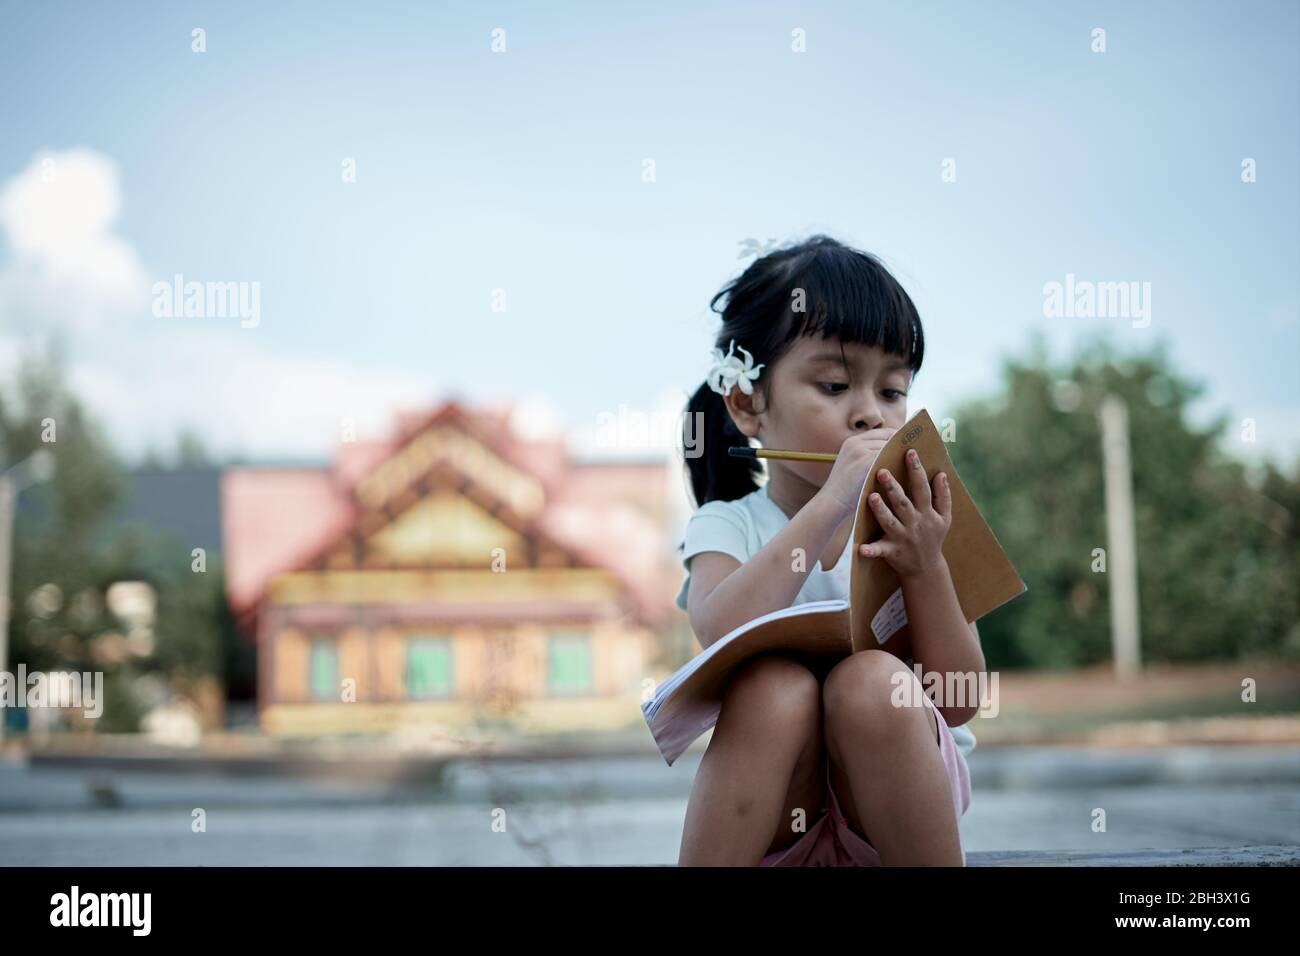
[819,384,907,399]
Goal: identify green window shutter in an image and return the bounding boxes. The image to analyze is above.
[407,635,453,699]
[547,632,592,696]
[308,637,339,701]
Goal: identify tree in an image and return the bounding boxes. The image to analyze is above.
[173,427,211,468]
[2,335,228,732]
[948,334,1299,670]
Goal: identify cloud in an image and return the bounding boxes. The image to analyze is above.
[0,148,149,326]
[508,392,564,440]
[569,386,688,460]
[0,147,434,462]
[70,326,434,461]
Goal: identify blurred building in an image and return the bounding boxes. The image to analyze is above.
[220,400,688,737]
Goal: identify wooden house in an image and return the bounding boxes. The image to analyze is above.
[220,400,685,737]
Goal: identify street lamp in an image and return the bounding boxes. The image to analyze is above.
[0,448,57,745]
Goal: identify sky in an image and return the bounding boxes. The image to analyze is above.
[0,0,1296,471]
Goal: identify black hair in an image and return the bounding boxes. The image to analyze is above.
[680,234,925,511]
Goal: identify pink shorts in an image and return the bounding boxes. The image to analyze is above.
[759,695,972,867]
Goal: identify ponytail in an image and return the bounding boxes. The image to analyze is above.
[681,381,763,508]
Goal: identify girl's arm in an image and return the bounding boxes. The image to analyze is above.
[861,448,986,727]
[686,488,847,649]
[900,564,986,727]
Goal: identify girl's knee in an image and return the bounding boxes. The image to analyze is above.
[724,654,821,725]
[823,649,923,732]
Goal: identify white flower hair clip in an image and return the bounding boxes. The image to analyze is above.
[706,338,765,397]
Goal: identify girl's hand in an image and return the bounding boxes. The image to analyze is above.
[816,427,899,521]
[858,448,952,579]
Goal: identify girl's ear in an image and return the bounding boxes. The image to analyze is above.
[723,386,764,439]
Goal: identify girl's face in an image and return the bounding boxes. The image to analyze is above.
[727,334,913,489]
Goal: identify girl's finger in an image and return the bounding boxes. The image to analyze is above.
[859,540,894,560]
[869,491,904,535]
[877,469,915,523]
[933,471,952,518]
[905,449,932,513]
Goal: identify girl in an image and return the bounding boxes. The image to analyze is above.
[675,234,981,867]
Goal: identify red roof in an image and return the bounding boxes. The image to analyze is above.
[221,468,355,617]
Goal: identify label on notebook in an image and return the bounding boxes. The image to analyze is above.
[870,587,907,645]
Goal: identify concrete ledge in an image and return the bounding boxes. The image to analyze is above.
[967,845,1300,867]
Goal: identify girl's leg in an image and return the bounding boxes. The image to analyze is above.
[678,654,824,866]
[821,649,963,866]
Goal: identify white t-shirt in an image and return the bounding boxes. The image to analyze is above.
[675,483,852,612]
[675,481,977,757]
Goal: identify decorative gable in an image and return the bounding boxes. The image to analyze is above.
[310,419,592,573]
[365,492,526,567]
[354,423,545,520]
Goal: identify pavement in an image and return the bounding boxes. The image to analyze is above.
[10,733,1300,797]
[0,745,1297,865]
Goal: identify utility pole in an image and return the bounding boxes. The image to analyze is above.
[0,449,56,744]
[1097,395,1142,679]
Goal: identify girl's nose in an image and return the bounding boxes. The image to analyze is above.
[849,390,883,431]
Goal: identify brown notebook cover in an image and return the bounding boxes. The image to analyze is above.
[849,409,1027,658]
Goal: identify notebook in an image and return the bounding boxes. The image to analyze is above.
[643,408,1026,765]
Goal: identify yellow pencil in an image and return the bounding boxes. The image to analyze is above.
[727,446,838,463]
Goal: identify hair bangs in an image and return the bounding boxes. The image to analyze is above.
[778,244,924,373]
